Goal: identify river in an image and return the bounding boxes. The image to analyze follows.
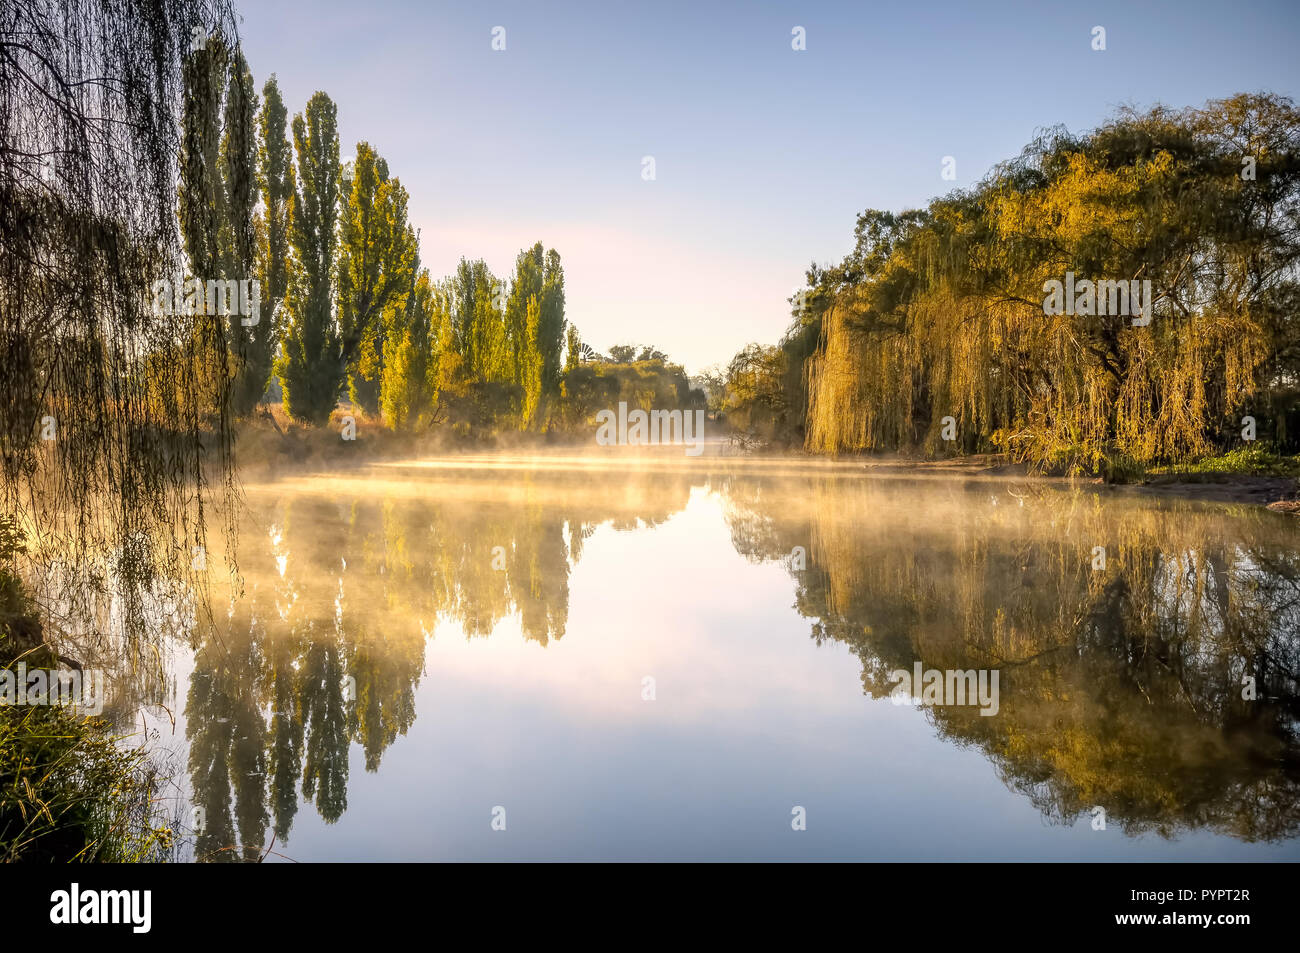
[129,451,1300,860]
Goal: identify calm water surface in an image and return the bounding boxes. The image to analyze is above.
[140,453,1300,860]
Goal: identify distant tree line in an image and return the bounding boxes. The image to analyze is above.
[171,50,707,436]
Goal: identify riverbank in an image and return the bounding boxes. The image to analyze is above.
[0,520,176,862]
[856,452,1300,510]
[231,411,1300,511]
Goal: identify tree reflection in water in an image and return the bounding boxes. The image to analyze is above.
[175,461,1300,859]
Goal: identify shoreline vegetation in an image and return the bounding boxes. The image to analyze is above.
[709,94,1300,485]
[1,521,178,863]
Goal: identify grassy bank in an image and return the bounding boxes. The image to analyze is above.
[1146,446,1300,479]
[0,520,176,862]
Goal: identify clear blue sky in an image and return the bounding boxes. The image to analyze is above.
[234,0,1300,373]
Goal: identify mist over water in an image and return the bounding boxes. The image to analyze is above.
[122,452,1300,860]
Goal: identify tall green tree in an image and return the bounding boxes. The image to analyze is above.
[250,75,294,416]
[339,142,418,414]
[219,50,266,417]
[277,92,341,425]
[218,51,256,278]
[179,37,268,417]
[506,243,545,390]
[520,293,543,426]
[504,243,564,429]
[425,279,460,417]
[564,324,581,375]
[539,248,566,398]
[178,34,226,284]
[451,258,509,384]
[380,269,435,430]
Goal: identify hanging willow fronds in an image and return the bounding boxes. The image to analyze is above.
[801,94,1300,472]
[1,0,241,669]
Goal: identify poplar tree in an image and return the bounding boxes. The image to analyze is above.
[451,258,508,383]
[219,50,265,416]
[539,248,566,398]
[277,92,341,425]
[520,294,543,427]
[564,324,582,375]
[339,142,417,414]
[178,34,226,284]
[178,37,266,417]
[252,76,294,415]
[381,269,435,430]
[505,243,565,429]
[506,243,545,390]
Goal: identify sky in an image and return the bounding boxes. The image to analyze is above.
[233,0,1300,374]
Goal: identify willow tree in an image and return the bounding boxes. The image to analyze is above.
[799,94,1299,472]
[1,0,241,663]
[276,91,341,425]
[720,342,791,441]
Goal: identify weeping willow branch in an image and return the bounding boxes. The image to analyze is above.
[1,0,241,680]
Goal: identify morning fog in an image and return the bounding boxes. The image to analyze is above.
[594,401,706,456]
